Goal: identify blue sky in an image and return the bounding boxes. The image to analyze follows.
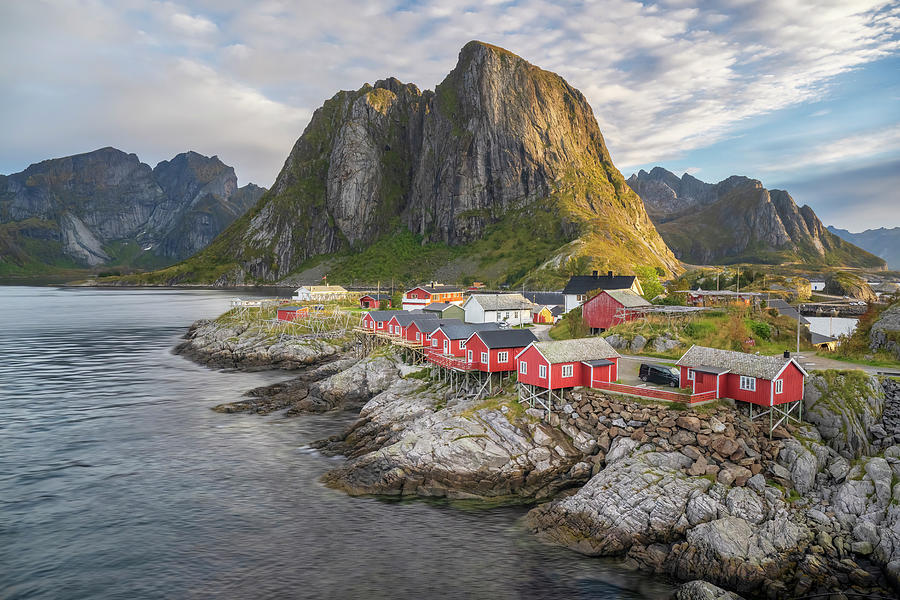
[1,0,898,231]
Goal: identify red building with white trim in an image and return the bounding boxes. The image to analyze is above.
[277,305,308,322]
[360,294,392,309]
[515,337,620,390]
[361,310,399,332]
[675,345,807,407]
[463,329,537,373]
[402,285,464,311]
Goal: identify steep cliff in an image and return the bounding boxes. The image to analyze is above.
[627,168,885,268]
[0,147,264,276]
[144,41,678,286]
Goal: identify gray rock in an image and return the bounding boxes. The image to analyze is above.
[746,474,766,494]
[606,437,640,464]
[803,372,885,458]
[673,580,745,600]
[725,487,766,525]
[630,334,648,353]
[777,439,820,494]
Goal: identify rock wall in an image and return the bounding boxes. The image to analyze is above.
[870,302,900,360]
[803,372,885,458]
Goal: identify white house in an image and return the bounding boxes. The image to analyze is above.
[292,285,349,301]
[462,293,534,326]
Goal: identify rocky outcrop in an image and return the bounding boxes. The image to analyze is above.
[175,318,344,371]
[803,372,885,458]
[151,41,679,285]
[317,379,591,500]
[627,167,885,268]
[824,272,878,302]
[0,147,264,273]
[870,302,900,360]
[673,580,745,600]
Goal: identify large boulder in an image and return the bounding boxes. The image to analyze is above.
[673,580,745,600]
[803,371,884,458]
[870,302,900,360]
[315,352,400,407]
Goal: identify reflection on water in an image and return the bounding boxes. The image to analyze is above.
[0,287,673,599]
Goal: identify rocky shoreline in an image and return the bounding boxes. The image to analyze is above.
[181,316,900,598]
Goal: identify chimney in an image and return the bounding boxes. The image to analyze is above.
[592,270,598,277]
[783,351,790,359]
[608,271,613,277]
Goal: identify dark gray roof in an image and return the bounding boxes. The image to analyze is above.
[677,345,804,380]
[768,299,810,325]
[472,329,537,349]
[278,305,304,311]
[692,365,732,375]
[361,293,391,300]
[811,332,838,345]
[532,337,621,362]
[466,293,533,311]
[550,305,565,316]
[563,274,635,295]
[523,291,565,305]
[416,318,464,333]
[410,285,461,293]
[582,358,615,367]
[366,310,400,321]
[393,313,439,327]
[423,302,452,311]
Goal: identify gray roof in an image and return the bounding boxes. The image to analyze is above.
[435,322,502,340]
[466,293,534,311]
[416,318,464,333]
[602,289,651,308]
[811,332,838,345]
[367,310,401,321]
[361,293,391,300]
[523,291,565,306]
[676,345,800,380]
[530,337,620,363]
[472,329,538,349]
[423,302,452,311]
[692,365,732,375]
[768,299,810,325]
[550,305,565,316]
[392,313,439,327]
[582,358,615,367]
[563,274,636,295]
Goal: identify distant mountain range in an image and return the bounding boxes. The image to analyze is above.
[627,167,885,269]
[0,147,264,277]
[123,41,678,287]
[827,226,900,271]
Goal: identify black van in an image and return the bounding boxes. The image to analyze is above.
[639,363,681,387]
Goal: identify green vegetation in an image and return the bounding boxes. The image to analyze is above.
[550,307,588,340]
[635,265,665,300]
[823,300,900,368]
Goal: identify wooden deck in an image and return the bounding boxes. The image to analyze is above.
[425,350,478,371]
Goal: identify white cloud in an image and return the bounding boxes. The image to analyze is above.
[760,125,900,172]
[0,0,898,190]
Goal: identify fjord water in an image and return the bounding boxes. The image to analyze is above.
[0,287,671,600]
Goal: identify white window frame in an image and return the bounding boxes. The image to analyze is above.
[432,338,438,348]
[539,364,547,378]
[498,351,508,362]
[481,352,488,364]
[519,361,527,374]
[459,340,466,350]
[561,364,573,378]
[415,332,421,341]
[687,369,695,381]
[775,379,783,394]
[739,376,756,391]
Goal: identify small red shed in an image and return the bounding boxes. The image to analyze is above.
[360,293,392,309]
[675,345,808,406]
[277,305,308,322]
[515,337,620,390]
[464,329,538,373]
[582,289,650,333]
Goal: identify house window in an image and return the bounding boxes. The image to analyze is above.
[519,361,527,374]
[415,332,420,341]
[687,369,695,381]
[539,365,547,378]
[561,364,573,378]
[775,379,783,394]
[432,338,438,347]
[498,351,508,362]
[505,312,510,319]
[739,376,756,391]
[459,340,466,350]
[481,352,488,364]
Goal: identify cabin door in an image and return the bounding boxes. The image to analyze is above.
[443,340,449,354]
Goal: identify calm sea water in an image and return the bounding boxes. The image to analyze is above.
[0,287,672,600]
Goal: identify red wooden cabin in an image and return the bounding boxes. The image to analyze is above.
[361,310,400,332]
[429,323,502,356]
[675,345,807,406]
[277,305,308,322]
[405,318,461,345]
[464,329,538,373]
[360,294,392,309]
[582,289,651,333]
[515,337,620,390]
[402,285,465,310]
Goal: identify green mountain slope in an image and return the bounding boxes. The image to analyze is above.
[126,41,679,287]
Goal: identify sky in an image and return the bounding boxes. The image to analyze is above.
[1,0,898,232]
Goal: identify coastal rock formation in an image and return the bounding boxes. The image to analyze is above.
[823,272,878,302]
[0,147,264,274]
[150,41,679,285]
[175,318,344,371]
[627,167,884,268]
[673,580,745,600]
[318,379,590,500]
[870,302,900,360]
[803,371,885,458]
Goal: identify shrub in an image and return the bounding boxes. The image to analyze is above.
[746,319,772,341]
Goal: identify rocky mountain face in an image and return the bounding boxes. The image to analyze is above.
[163,41,678,285]
[828,226,900,271]
[627,168,885,269]
[0,147,263,273]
